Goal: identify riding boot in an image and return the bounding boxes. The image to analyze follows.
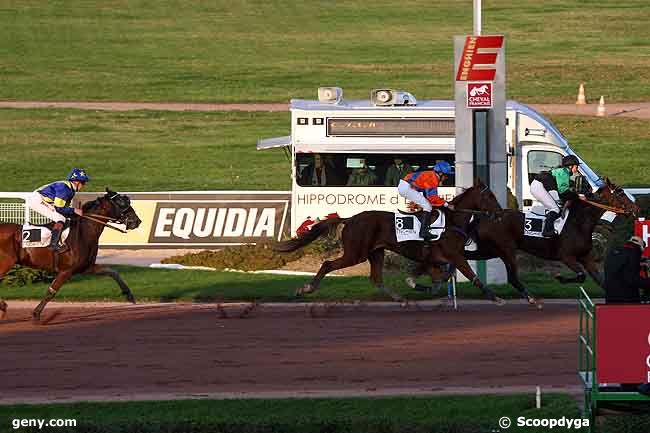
[542,211,560,237]
[419,211,432,240]
[48,222,64,252]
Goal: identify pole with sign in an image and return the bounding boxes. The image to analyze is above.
[454,33,507,284]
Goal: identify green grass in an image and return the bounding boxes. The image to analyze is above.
[0,265,602,302]
[1,1,649,103]
[0,109,290,191]
[550,116,650,187]
[1,109,649,192]
[0,394,590,433]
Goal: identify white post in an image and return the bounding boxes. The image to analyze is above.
[473,0,482,36]
[22,194,31,224]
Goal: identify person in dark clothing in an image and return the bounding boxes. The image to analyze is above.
[603,235,650,397]
[603,236,650,304]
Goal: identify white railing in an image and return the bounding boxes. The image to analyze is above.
[0,193,48,225]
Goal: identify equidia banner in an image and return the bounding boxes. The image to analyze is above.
[76,191,291,248]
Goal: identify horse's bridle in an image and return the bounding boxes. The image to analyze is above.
[582,186,633,215]
[84,193,135,232]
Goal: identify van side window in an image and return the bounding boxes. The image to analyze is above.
[295,153,456,187]
[527,150,562,184]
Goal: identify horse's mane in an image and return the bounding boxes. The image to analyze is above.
[82,197,105,212]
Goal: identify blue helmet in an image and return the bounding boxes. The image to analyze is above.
[433,161,454,175]
[67,168,90,183]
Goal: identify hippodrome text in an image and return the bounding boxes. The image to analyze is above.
[297,192,455,206]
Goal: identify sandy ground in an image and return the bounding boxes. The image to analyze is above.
[0,301,581,405]
[0,100,649,118]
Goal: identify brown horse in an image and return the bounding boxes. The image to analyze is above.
[0,189,141,322]
[274,180,506,304]
[458,178,639,297]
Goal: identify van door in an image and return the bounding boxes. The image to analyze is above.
[520,143,565,211]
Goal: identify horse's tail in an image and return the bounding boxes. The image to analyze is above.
[273,217,346,252]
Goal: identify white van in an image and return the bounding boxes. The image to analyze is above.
[258,89,608,235]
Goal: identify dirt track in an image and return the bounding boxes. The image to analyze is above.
[0,301,581,405]
[0,101,649,118]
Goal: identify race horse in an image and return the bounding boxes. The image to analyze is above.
[446,178,638,297]
[274,180,508,305]
[0,189,141,322]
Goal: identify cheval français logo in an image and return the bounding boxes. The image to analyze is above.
[467,82,493,108]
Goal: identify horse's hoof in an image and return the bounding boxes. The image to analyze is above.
[300,284,315,294]
[31,314,41,324]
[405,277,417,289]
[493,297,506,306]
[126,294,136,304]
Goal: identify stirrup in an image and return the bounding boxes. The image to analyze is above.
[48,243,64,252]
[542,229,556,238]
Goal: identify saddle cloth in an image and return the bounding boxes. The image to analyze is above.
[21,224,71,248]
[523,205,569,238]
[395,209,445,242]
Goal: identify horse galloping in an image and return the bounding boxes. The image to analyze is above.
[462,178,638,296]
[274,180,507,305]
[0,189,142,322]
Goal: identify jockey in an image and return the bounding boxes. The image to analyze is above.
[530,154,581,237]
[26,168,90,251]
[398,161,455,240]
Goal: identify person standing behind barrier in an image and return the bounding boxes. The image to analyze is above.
[530,154,582,237]
[603,235,650,396]
[25,168,89,251]
[397,161,454,241]
[384,158,413,186]
[604,235,650,303]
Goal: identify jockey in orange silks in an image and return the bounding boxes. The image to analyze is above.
[397,161,454,240]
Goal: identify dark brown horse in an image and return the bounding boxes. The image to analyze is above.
[459,178,639,297]
[274,181,506,304]
[0,189,141,322]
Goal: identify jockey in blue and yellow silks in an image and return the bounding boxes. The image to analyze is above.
[26,168,90,251]
[397,161,455,240]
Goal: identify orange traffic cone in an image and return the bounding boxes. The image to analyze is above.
[576,83,587,105]
[597,96,606,117]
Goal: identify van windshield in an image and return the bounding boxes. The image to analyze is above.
[295,153,456,187]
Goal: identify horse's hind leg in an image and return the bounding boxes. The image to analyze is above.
[405,262,441,293]
[0,256,17,320]
[32,270,73,323]
[86,264,136,303]
[368,249,404,302]
[298,250,365,296]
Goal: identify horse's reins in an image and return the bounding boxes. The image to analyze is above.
[82,213,128,233]
[580,198,627,214]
